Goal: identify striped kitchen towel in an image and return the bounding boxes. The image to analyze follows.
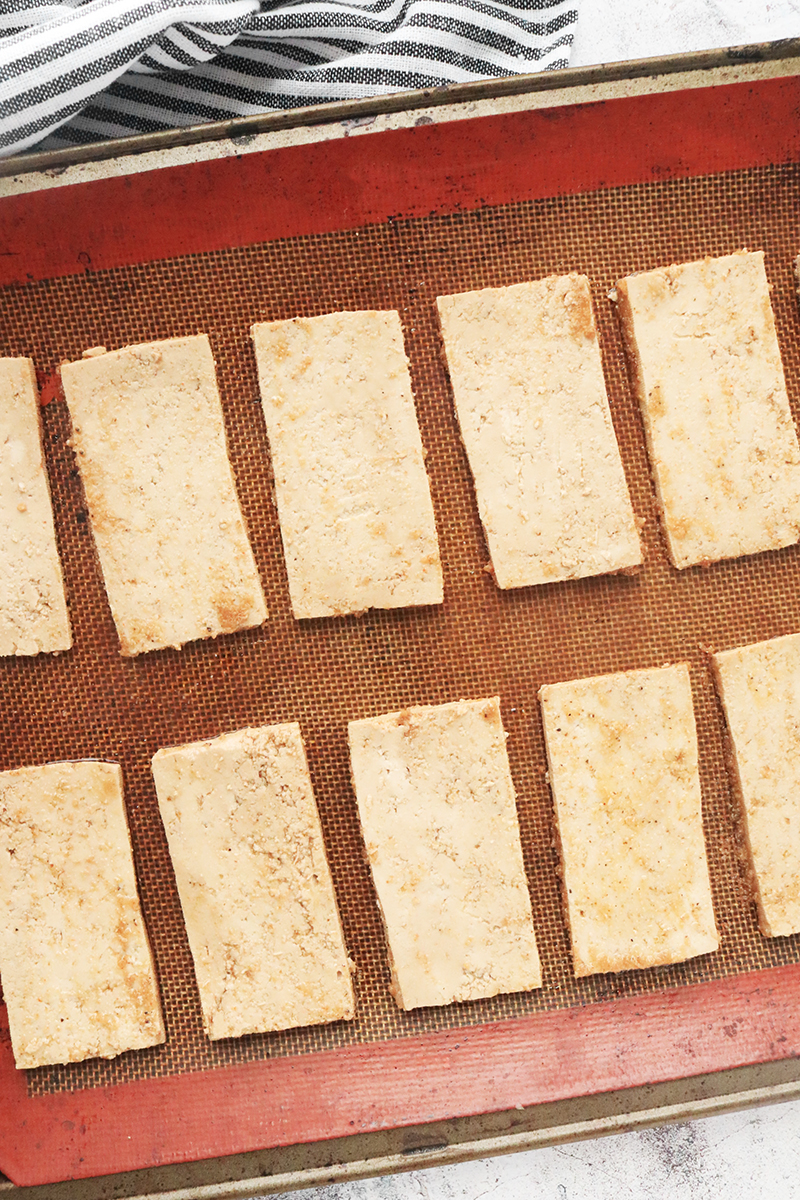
[0,0,578,159]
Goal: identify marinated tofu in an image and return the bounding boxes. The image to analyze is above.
[617,250,800,568]
[348,697,541,1009]
[251,310,442,618]
[0,357,71,656]
[437,275,641,588]
[713,633,800,937]
[540,664,719,976]
[0,760,164,1068]
[152,723,354,1039]
[61,336,267,655]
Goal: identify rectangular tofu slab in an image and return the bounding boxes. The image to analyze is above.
[0,760,164,1068]
[251,311,443,619]
[60,336,267,655]
[436,275,641,588]
[151,723,354,1039]
[539,664,718,976]
[617,250,800,568]
[348,698,541,1009]
[713,634,800,937]
[0,357,71,655]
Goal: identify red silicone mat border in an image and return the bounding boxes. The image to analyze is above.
[1,74,800,288]
[3,69,800,1188]
[3,964,800,1186]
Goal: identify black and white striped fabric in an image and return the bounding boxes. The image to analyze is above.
[0,0,578,159]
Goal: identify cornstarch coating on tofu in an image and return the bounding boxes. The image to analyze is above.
[60,336,267,655]
[348,698,541,1010]
[0,357,71,655]
[151,723,354,1040]
[436,275,641,588]
[712,633,800,938]
[616,250,800,569]
[539,664,718,977]
[0,760,164,1069]
[251,310,443,619]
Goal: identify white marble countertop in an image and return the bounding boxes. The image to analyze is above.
[286,1099,800,1199]
[270,3,800,1197]
[286,1098,800,1198]
[570,0,800,69]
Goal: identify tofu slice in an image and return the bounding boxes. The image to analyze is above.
[60,336,267,655]
[436,275,641,588]
[348,698,541,1009]
[251,310,443,619]
[151,723,354,1040]
[712,633,800,937]
[539,664,718,976]
[617,250,800,568]
[0,760,164,1069]
[0,357,71,655]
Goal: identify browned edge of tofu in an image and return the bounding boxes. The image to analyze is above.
[380,907,407,1010]
[614,276,678,570]
[561,276,645,580]
[5,358,72,655]
[536,682,584,974]
[344,734,407,1007]
[432,294,509,586]
[431,302,481,570]
[60,350,122,656]
[707,652,772,936]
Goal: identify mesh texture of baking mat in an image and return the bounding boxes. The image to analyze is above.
[2,160,800,1097]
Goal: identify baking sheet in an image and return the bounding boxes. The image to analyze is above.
[2,57,800,1188]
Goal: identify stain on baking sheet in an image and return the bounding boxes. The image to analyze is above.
[2,162,800,1096]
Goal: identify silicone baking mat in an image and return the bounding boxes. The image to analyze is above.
[2,67,800,1187]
